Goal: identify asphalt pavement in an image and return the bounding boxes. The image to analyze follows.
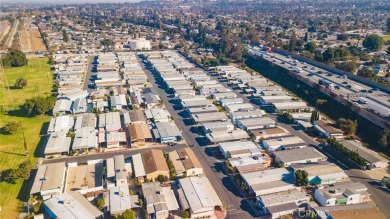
[83,56,97,92]
[42,144,185,165]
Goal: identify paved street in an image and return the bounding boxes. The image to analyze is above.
[138,56,256,219]
[41,144,185,165]
[83,56,97,92]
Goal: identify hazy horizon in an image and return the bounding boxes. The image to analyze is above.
[1,0,149,5]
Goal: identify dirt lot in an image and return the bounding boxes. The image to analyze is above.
[20,22,30,51]
[19,19,46,52]
[30,25,46,51]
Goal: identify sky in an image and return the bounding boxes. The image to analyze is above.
[3,0,148,4]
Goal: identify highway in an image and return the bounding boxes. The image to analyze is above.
[251,48,390,118]
[137,56,256,219]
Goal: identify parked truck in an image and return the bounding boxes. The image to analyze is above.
[367,101,390,117]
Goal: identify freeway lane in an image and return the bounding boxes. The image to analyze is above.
[137,56,255,219]
[260,50,390,113]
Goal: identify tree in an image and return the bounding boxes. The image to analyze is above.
[337,34,349,41]
[2,121,21,134]
[138,198,143,208]
[100,39,113,52]
[310,110,320,123]
[304,41,317,53]
[335,61,357,73]
[387,18,390,33]
[23,96,56,116]
[307,26,316,33]
[378,128,389,149]
[2,49,28,67]
[295,170,309,186]
[304,32,308,42]
[180,210,190,219]
[62,30,69,42]
[156,174,165,183]
[14,77,27,89]
[363,34,384,51]
[96,197,105,210]
[118,209,136,219]
[357,67,375,78]
[336,118,357,135]
[6,160,32,181]
[315,99,327,107]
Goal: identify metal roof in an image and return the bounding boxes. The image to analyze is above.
[179,176,222,211]
[155,122,181,138]
[44,131,71,155]
[132,153,146,177]
[72,127,97,150]
[109,185,132,215]
[44,191,103,219]
[31,162,66,195]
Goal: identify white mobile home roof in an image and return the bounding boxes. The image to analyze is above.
[272,101,307,110]
[99,112,121,131]
[106,158,115,178]
[179,176,222,211]
[229,109,264,120]
[181,99,212,108]
[109,185,132,215]
[241,168,292,186]
[225,103,255,112]
[72,127,97,150]
[44,192,103,219]
[219,140,259,154]
[31,162,66,194]
[192,112,228,123]
[206,129,249,143]
[274,147,327,164]
[219,98,244,106]
[48,115,74,133]
[44,131,71,155]
[132,153,146,177]
[155,122,181,138]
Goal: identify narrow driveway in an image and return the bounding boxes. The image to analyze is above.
[83,56,97,92]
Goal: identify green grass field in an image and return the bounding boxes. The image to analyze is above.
[0,57,53,219]
[383,35,390,42]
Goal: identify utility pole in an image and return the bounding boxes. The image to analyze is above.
[46,65,50,84]
[20,124,28,156]
[0,57,15,111]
